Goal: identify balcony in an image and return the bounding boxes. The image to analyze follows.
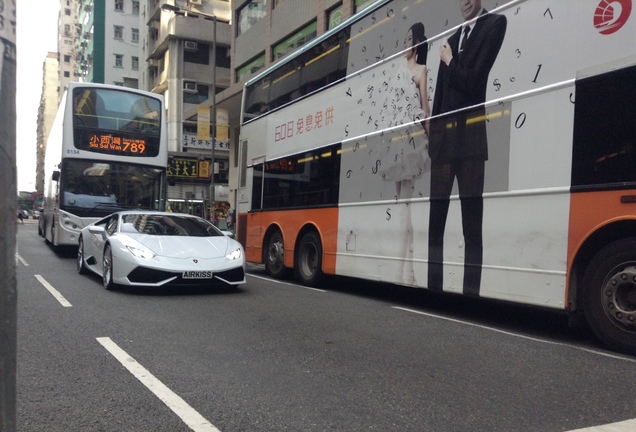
[148,12,231,61]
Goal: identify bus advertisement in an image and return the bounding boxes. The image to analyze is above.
[237,0,636,354]
[41,82,168,249]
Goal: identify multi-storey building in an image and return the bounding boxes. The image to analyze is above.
[145,0,232,217]
[35,53,60,194]
[58,0,79,101]
[76,0,142,86]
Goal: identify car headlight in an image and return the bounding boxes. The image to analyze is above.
[226,248,242,261]
[126,246,156,260]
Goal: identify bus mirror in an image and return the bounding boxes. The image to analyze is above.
[52,170,60,181]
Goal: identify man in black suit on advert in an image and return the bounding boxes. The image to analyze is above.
[427,0,507,295]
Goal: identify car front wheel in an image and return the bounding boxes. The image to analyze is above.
[77,237,87,274]
[103,244,117,291]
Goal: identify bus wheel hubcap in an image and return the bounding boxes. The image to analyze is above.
[602,265,636,331]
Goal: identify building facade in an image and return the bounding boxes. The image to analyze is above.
[35,53,60,194]
[145,0,232,219]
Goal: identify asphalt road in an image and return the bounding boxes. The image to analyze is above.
[15,221,636,431]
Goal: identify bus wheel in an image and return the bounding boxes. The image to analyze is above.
[265,231,290,279]
[297,231,323,287]
[77,237,87,275]
[582,238,636,355]
[50,223,58,252]
[102,244,117,291]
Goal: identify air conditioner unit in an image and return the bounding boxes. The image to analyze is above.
[183,81,198,93]
[189,0,203,5]
[184,41,198,51]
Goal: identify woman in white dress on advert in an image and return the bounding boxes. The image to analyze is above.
[377,22,430,285]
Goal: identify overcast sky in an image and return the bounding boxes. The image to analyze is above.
[16,2,60,191]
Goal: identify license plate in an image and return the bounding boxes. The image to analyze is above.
[182,270,213,279]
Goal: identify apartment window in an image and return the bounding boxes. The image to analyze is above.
[184,42,209,65]
[216,46,231,68]
[64,55,71,63]
[64,71,70,78]
[65,8,71,15]
[115,0,124,12]
[328,4,344,30]
[236,53,265,82]
[355,0,375,13]
[64,24,71,36]
[132,1,140,14]
[132,56,139,70]
[272,21,317,61]
[237,0,267,36]
[115,54,123,67]
[131,28,139,43]
[183,84,209,105]
[114,26,123,39]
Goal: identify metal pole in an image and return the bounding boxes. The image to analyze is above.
[210,15,216,222]
[0,2,18,429]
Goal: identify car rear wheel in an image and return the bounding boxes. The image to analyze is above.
[77,237,87,274]
[265,231,291,279]
[103,244,117,291]
[582,238,636,355]
[296,231,323,287]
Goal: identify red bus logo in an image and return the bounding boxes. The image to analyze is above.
[594,0,632,34]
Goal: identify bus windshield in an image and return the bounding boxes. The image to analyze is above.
[60,159,165,217]
[72,87,162,157]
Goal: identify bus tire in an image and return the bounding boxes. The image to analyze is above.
[582,238,636,355]
[50,222,58,253]
[77,236,88,275]
[296,231,323,287]
[265,231,290,279]
[103,244,118,291]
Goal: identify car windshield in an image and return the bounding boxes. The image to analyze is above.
[121,214,224,237]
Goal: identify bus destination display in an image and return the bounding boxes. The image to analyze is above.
[74,129,159,157]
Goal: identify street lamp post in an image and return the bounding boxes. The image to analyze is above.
[210,14,217,222]
[161,3,216,221]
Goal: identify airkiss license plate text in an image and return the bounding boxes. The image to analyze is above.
[183,270,213,279]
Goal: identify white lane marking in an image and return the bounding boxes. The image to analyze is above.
[96,337,221,432]
[16,254,29,266]
[248,273,327,292]
[34,275,72,307]
[393,306,636,364]
[566,419,636,431]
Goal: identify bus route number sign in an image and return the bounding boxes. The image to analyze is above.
[87,134,147,155]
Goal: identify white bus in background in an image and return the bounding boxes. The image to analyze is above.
[237,0,636,354]
[41,82,168,249]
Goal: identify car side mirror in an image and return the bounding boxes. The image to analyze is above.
[88,225,107,239]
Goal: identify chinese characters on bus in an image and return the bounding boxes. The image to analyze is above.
[88,134,146,154]
[275,106,335,142]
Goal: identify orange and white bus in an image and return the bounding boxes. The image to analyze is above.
[237,0,636,354]
[41,82,168,248]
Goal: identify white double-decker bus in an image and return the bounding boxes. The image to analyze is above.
[237,0,636,354]
[41,82,168,248]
